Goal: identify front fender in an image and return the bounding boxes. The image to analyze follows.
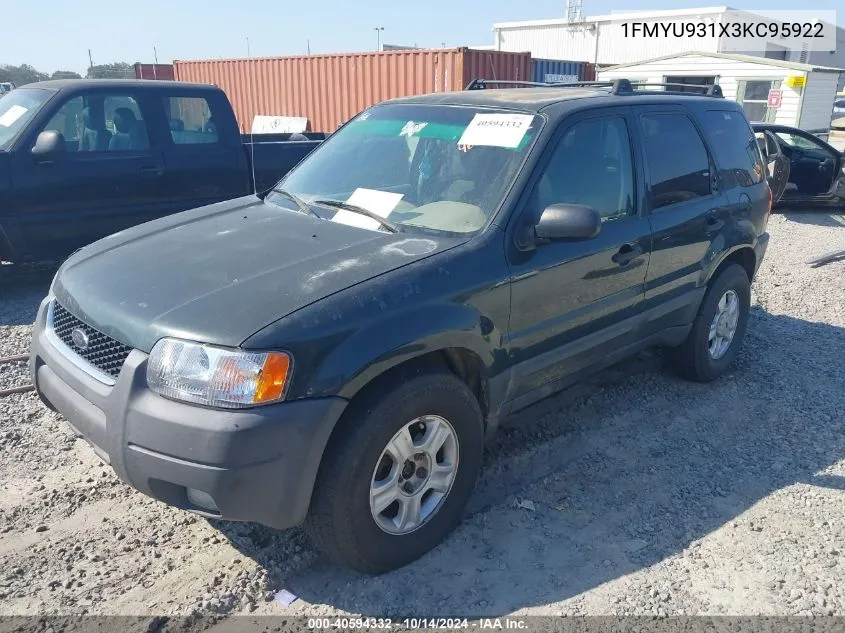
[308,302,502,400]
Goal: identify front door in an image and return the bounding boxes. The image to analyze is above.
[754,125,845,205]
[11,91,166,260]
[506,107,651,406]
[755,129,790,203]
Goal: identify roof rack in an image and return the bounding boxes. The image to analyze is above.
[464,77,723,98]
[630,82,724,97]
[465,79,552,90]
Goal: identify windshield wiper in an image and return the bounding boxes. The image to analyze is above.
[270,188,321,219]
[313,199,399,233]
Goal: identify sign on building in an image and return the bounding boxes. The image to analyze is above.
[767,90,783,109]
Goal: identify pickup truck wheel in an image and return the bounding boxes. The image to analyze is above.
[669,263,750,382]
[304,369,483,574]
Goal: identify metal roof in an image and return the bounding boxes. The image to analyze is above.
[599,51,845,74]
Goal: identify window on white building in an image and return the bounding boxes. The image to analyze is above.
[737,80,778,123]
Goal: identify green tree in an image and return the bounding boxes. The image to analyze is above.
[86,62,134,79]
[51,70,83,80]
[0,63,49,86]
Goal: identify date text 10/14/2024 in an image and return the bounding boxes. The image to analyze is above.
[307,618,528,630]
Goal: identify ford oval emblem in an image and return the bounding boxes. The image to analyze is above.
[70,328,90,351]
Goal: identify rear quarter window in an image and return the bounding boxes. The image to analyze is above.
[163,96,219,144]
[701,110,764,188]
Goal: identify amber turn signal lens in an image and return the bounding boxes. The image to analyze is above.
[253,353,291,404]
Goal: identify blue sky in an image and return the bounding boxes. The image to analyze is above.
[3,0,842,74]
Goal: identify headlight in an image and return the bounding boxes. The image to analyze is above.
[146,338,291,408]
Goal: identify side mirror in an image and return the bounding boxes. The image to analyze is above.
[535,203,601,242]
[31,130,66,158]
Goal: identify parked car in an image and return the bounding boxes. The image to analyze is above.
[833,94,845,123]
[753,123,845,209]
[31,79,770,573]
[0,79,323,264]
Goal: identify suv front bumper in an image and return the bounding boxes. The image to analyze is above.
[29,296,346,529]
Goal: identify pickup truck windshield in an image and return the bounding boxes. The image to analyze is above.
[0,88,51,150]
[274,104,541,234]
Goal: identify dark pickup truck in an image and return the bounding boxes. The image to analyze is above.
[32,79,770,574]
[0,79,322,263]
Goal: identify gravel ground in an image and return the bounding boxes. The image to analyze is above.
[1,211,844,621]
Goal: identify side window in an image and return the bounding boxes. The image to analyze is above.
[164,96,219,144]
[701,110,764,187]
[775,132,826,150]
[41,96,84,152]
[103,95,150,151]
[533,117,635,222]
[640,113,711,210]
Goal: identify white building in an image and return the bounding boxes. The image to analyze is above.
[492,6,845,68]
[597,51,845,132]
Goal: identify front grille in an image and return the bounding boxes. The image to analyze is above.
[50,302,132,379]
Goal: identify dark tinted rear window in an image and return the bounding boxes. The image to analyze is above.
[640,113,711,210]
[702,110,764,187]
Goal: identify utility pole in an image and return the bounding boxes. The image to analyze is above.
[246,37,251,57]
[374,27,384,51]
[307,39,311,55]
[153,46,159,79]
[87,49,94,78]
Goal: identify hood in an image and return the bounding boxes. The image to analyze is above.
[54,196,465,352]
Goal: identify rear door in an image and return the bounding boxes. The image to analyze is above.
[635,105,733,331]
[157,92,249,212]
[10,89,167,260]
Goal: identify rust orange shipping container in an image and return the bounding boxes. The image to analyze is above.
[134,63,175,80]
[173,48,532,133]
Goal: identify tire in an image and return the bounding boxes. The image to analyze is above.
[304,367,484,574]
[668,263,751,382]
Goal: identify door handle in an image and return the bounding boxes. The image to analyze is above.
[139,164,163,175]
[612,243,643,266]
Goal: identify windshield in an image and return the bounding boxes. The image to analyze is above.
[272,104,541,234]
[0,88,51,150]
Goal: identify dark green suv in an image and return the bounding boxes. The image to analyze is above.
[31,80,772,573]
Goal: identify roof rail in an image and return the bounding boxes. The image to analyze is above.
[465,78,621,91]
[627,82,724,98]
[463,77,723,98]
[465,79,551,90]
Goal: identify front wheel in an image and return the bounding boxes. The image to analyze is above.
[304,369,484,574]
[668,263,751,382]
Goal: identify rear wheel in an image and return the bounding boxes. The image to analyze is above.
[304,368,484,574]
[668,263,751,382]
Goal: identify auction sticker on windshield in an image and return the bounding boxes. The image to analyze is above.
[0,105,27,127]
[457,113,534,149]
[331,188,404,230]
